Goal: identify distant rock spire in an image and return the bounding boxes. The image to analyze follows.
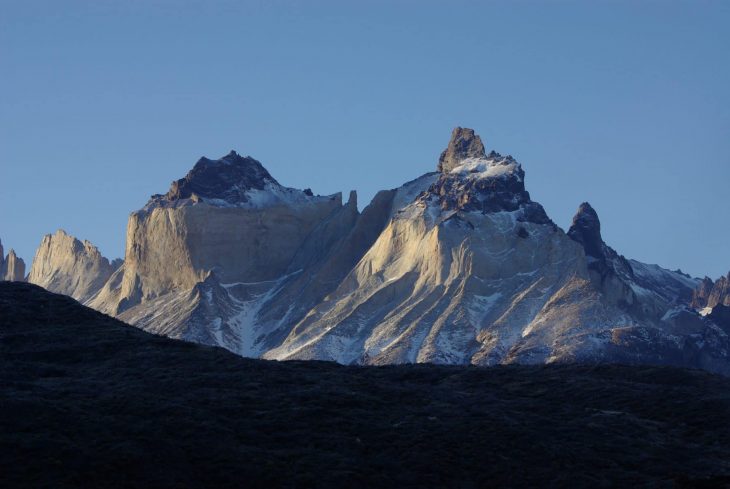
[437,127,486,173]
[0,239,27,282]
[3,249,25,281]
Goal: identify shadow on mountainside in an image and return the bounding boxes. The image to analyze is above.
[1,282,729,488]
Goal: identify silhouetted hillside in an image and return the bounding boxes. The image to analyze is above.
[1,282,729,488]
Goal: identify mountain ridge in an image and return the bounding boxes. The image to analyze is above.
[5,128,729,374]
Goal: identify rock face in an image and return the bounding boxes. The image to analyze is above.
[690,272,730,335]
[437,127,487,173]
[265,129,726,374]
[27,230,120,303]
[160,151,278,205]
[58,128,729,375]
[567,203,700,315]
[0,239,26,281]
[692,273,730,310]
[89,150,418,356]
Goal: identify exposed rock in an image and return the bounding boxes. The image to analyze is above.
[161,151,277,205]
[0,239,27,282]
[53,129,727,375]
[693,277,716,308]
[428,130,550,223]
[567,203,604,260]
[567,202,639,309]
[89,151,382,356]
[692,272,730,310]
[267,134,606,365]
[437,127,486,173]
[27,230,118,303]
[2,249,26,281]
[567,203,699,318]
[266,130,719,373]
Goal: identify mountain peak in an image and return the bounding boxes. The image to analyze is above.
[568,202,603,259]
[437,127,486,173]
[164,152,279,204]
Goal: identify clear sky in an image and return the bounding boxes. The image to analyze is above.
[1,0,728,279]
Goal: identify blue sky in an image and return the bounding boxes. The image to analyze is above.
[1,0,728,278]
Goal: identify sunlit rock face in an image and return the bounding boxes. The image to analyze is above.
[88,151,425,355]
[267,131,603,365]
[27,230,118,303]
[266,129,728,375]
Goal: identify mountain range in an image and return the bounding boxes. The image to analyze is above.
[4,128,729,374]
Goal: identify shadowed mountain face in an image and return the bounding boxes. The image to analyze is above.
[2,282,730,488]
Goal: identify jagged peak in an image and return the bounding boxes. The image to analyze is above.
[404,129,550,223]
[567,202,604,259]
[142,150,340,211]
[347,190,357,208]
[165,151,279,204]
[437,127,487,173]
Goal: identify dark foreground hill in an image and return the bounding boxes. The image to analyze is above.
[1,282,729,488]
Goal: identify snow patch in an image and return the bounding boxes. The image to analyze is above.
[449,157,521,181]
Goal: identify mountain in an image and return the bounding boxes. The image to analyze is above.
[14,128,730,375]
[27,229,121,303]
[88,150,401,355]
[0,239,26,281]
[2,281,730,488]
[266,128,728,374]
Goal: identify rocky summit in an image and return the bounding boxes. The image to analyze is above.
[160,150,278,205]
[437,126,486,173]
[12,128,730,375]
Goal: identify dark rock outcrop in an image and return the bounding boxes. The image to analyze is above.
[568,202,634,284]
[424,129,551,223]
[162,151,278,205]
[707,303,730,330]
[567,202,642,311]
